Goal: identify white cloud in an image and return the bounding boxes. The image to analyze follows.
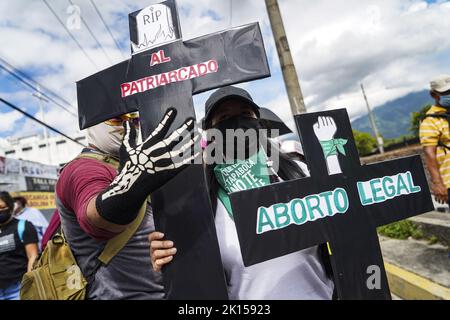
[0,0,449,143]
[407,1,428,13]
[277,0,450,113]
[0,110,22,133]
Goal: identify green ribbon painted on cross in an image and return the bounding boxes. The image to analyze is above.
[320,138,348,158]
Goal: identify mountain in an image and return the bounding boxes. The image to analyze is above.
[351,90,434,139]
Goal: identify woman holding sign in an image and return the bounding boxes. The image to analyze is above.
[150,86,335,300]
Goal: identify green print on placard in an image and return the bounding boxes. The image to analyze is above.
[357,171,421,206]
[320,138,348,158]
[214,149,271,218]
[256,188,350,235]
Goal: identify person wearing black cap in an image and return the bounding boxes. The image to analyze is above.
[150,86,335,300]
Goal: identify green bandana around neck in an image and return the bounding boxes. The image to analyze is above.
[214,149,271,219]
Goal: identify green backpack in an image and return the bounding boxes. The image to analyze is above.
[20,152,146,300]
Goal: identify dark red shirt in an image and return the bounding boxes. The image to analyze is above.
[56,158,119,241]
[41,210,60,250]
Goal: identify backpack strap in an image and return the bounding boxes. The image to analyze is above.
[421,112,450,152]
[422,112,450,119]
[74,151,120,170]
[17,219,26,243]
[438,140,450,152]
[63,150,143,265]
[97,200,147,265]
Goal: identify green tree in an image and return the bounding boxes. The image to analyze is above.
[410,104,432,137]
[353,130,377,156]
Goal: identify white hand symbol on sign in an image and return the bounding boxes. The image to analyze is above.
[313,116,343,175]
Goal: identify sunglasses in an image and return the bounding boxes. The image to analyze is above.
[104,113,140,127]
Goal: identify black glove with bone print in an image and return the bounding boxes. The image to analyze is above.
[96,108,199,225]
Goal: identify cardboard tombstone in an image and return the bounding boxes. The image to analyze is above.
[229,108,434,300]
[76,0,270,299]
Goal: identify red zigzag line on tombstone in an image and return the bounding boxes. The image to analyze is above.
[134,25,176,50]
[120,60,219,98]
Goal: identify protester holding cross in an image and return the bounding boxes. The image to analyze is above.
[53,110,197,299]
[75,0,274,298]
[150,86,335,300]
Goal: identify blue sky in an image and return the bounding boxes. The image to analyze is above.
[1,0,450,146]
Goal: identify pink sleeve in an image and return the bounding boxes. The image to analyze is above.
[56,158,119,241]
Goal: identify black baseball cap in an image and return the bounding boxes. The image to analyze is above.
[203,86,260,127]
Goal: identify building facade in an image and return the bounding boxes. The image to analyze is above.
[1,133,87,167]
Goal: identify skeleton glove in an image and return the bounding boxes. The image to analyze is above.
[96,108,199,225]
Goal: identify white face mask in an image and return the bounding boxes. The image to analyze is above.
[87,122,137,158]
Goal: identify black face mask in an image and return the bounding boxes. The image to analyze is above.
[0,210,12,224]
[213,116,264,160]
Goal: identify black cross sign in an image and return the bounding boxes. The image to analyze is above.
[229,109,434,300]
[76,0,270,299]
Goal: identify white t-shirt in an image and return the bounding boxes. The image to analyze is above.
[16,207,49,251]
[215,200,334,300]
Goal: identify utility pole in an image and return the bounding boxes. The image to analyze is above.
[32,85,53,164]
[360,83,384,154]
[265,0,306,115]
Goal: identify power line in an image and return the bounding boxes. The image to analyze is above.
[0,62,77,117]
[0,56,74,109]
[0,97,86,147]
[42,0,99,70]
[89,0,127,60]
[68,0,114,64]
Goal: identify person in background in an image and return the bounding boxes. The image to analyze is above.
[13,196,49,251]
[280,139,309,175]
[0,191,39,300]
[420,74,450,204]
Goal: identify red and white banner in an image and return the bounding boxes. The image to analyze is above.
[121,60,219,98]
